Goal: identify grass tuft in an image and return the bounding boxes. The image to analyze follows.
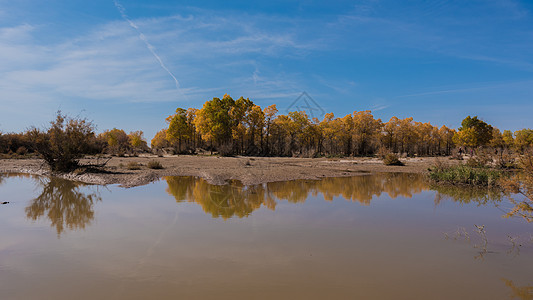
[428,164,504,187]
[126,162,141,170]
[147,160,164,169]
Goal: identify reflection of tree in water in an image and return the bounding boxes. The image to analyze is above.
[312,173,428,204]
[25,177,101,236]
[165,173,431,219]
[265,173,429,205]
[502,278,533,300]
[166,176,275,219]
[432,184,503,206]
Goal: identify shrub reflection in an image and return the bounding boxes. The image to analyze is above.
[25,177,101,236]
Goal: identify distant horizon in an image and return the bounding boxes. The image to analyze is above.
[1,0,533,140]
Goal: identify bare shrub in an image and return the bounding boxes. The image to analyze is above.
[126,162,141,170]
[147,160,164,169]
[466,148,492,168]
[217,142,234,157]
[27,112,100,172]
[493,148,516,169]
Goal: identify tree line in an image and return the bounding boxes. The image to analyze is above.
[0,112,149,170]
[0,114,149,158]
[1,95,532,171]
[152,94,533,157]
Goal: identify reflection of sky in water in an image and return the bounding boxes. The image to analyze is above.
[0,173,532,299]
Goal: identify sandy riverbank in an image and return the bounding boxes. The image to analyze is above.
[0,155,453,187]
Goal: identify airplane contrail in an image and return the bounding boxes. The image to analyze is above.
[113,0,181,90]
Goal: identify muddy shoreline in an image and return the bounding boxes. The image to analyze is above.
[0,155,450,187]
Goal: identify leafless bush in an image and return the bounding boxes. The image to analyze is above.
[27,111,100,172]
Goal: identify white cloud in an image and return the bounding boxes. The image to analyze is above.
[0,7,319,107]
[0,23,34,41]
[114,0,182,92]
[0,9,320,134]
[0,23,185,104]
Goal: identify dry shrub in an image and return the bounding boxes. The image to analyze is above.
[27,111,100,172]
[299,148,317,158]
[377,146,390,159]
[383,153,404,166]
[217,142,234,157]
[494,149,516,169]
[16,146,28,155]
[466,148,493,168]
[432,157,447,170]
[450,148,464,160]
[147,160,164,169]
[126,162,141,170]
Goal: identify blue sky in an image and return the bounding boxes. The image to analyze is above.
[1,0,532,140]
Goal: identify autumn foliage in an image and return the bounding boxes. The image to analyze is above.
[98,129,148,155]
[153,94,449,157]
[152,94,533,158]
[1,94,533,171]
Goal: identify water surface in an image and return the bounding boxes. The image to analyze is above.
[1,173,532,299]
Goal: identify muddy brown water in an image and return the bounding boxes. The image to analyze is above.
[0,173,532,299]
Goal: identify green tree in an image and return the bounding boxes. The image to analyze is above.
[438,125,455,156]
[352,110,381,156]
[382,116,400,152]
[231,97,254,154]
[454,116,493,148]
[195,95,235,148]
[289,111,312,155]
[167,108,189,152]
[502,130,514,149]
[319,113,336,155]
[514,129,533,152]
[263,104,278,155]
[271,115,294,156]
[128,131,147,152]
[245,104,265,153]
[186,108,199,150]
[99,128,130,154]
